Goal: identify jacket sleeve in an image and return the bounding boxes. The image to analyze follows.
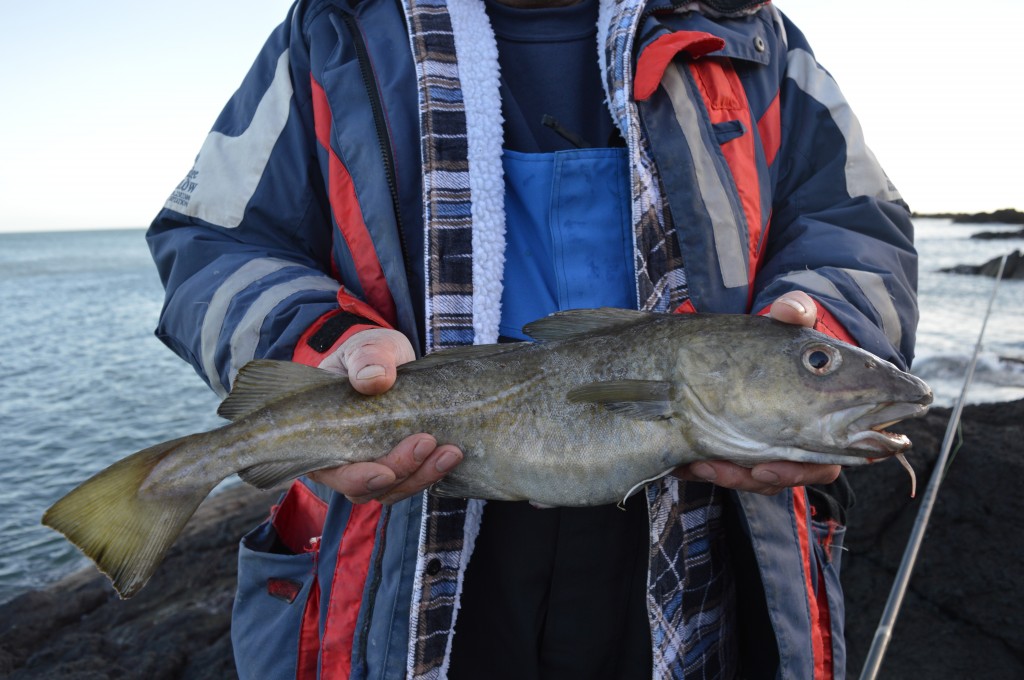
[146,5,384,397]
[752,12,918,370]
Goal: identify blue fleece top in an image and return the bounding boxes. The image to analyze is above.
[485,0,635,340]
[485,0,620,152]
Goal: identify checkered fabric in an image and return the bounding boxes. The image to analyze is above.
[406,0,476,351]
[647,478,737,678]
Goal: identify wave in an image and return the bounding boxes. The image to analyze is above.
[911,351,1024,406]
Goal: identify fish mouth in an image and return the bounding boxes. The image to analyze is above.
[842,400,931,455]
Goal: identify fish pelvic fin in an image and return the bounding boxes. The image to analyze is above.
[41,435,216,599]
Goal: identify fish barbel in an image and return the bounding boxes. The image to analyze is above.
[43,309,932,598]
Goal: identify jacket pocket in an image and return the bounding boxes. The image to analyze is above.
[232,482,328,680]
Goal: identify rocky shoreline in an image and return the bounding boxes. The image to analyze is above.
[2,399,1022,678]
[914,208,1024,224]
[0,484,283,679]
[842,398,1024,678]
[940,250,1024,279]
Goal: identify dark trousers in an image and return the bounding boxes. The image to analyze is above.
[448,493,652,679]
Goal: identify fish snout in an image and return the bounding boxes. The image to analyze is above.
[900,370,934,407]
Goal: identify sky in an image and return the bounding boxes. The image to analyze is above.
[0,0,1021,233]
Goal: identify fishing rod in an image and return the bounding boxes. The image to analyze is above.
[858,253,1009,680]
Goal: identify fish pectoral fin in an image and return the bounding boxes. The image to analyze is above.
[567,379,675,421]
[219,360,347,421]
[522,308,656,342]
[238,460,322,490]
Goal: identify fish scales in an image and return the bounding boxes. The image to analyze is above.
[42,309,932,598]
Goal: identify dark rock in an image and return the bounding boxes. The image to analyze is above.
[913,209,1024,224]
[843,399,1024,679]
[0,483,282,680]
[971,228,1024,240]
[952,209,1024,225]
[940,250,1024,279]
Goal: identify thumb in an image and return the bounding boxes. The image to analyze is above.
[320,328,415,395]
[768,291,817,328]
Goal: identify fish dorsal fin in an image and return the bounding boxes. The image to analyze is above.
[398,342,527,373]
[522,308,656,342]
[218,360,345,421]
[567,379,675,421]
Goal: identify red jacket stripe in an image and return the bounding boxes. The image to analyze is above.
[298,580,322,679]
[792,487,832,680]
[310,75,398,326]
[321,501,382,678]
[687,59,764,285]
[265,482,330,679]
[633,31,725,102]
[757,92,782,167]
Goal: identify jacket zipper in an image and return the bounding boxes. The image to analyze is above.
[341,12,416,301]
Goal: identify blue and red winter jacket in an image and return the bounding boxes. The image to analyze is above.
[147,0,918,678]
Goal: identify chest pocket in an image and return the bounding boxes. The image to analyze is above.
[499,147,635,340]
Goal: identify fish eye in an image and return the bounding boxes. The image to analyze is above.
[802,344,842,376]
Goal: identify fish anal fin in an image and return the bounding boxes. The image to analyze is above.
[567,379,675,421]
[522,308,656,342]
[429,476,520,501]
[238,460,323,490]
[219,360,346,421]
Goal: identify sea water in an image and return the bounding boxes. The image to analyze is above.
[0,229,223,604]
[910,219,1024,404]
[0,222,1021,604]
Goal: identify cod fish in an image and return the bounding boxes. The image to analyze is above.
[43,309,931,598]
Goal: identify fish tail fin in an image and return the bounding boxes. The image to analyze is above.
[42,434,216,599]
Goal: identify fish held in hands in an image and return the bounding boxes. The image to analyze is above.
[42,309,932,598]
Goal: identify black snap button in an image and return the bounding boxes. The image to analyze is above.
[426,558,442,576]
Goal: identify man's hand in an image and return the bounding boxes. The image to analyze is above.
[307,328,463,504]
[672,291,842,495]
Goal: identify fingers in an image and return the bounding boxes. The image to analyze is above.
[768,290,817,328]
[307,434,463,505]
[673,460,841,496]
[318,328,417,395]
[374,444,463,505]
